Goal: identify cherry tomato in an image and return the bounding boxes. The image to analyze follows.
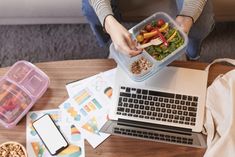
[157,19,165,27]
[145,24,153,32]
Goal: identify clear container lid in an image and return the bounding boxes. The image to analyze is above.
[0,61,50,128]
[110,12,188,82]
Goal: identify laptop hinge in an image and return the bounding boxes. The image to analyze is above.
[117,118,192,135]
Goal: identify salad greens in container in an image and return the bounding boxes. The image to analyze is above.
[110,12,188,82]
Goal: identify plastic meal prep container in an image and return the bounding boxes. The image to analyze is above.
[110,12,188,82]
[0,61,49,128]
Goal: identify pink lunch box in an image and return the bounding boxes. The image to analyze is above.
[0,61,50,128]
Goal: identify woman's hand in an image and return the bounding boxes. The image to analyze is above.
[105,15,142,56]
[175,16,193,34]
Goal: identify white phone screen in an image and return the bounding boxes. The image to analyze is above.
[33,114,68,155]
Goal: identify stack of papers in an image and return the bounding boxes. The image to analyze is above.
[26,68,116,157]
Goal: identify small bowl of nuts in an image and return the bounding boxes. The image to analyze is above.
[0,141,27,157]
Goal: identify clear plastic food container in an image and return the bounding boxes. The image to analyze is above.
[0,61,50,128]
[110,12,188,82]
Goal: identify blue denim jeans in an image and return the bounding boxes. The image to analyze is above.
[82,0,214,60]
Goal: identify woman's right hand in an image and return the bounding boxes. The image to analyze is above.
[104,15,142,56]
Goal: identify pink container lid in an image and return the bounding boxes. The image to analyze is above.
[0,61,50,128]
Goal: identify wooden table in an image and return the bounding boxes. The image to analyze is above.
[0,59,234,157]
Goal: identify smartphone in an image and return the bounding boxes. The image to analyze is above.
[33,114,69,155]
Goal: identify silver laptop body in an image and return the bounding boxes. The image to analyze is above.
[101,65,208,148]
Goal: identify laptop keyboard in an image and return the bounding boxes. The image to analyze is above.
[116,86,199,126]
[114,127,193,145]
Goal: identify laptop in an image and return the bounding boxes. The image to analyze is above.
[100,65,208,148]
